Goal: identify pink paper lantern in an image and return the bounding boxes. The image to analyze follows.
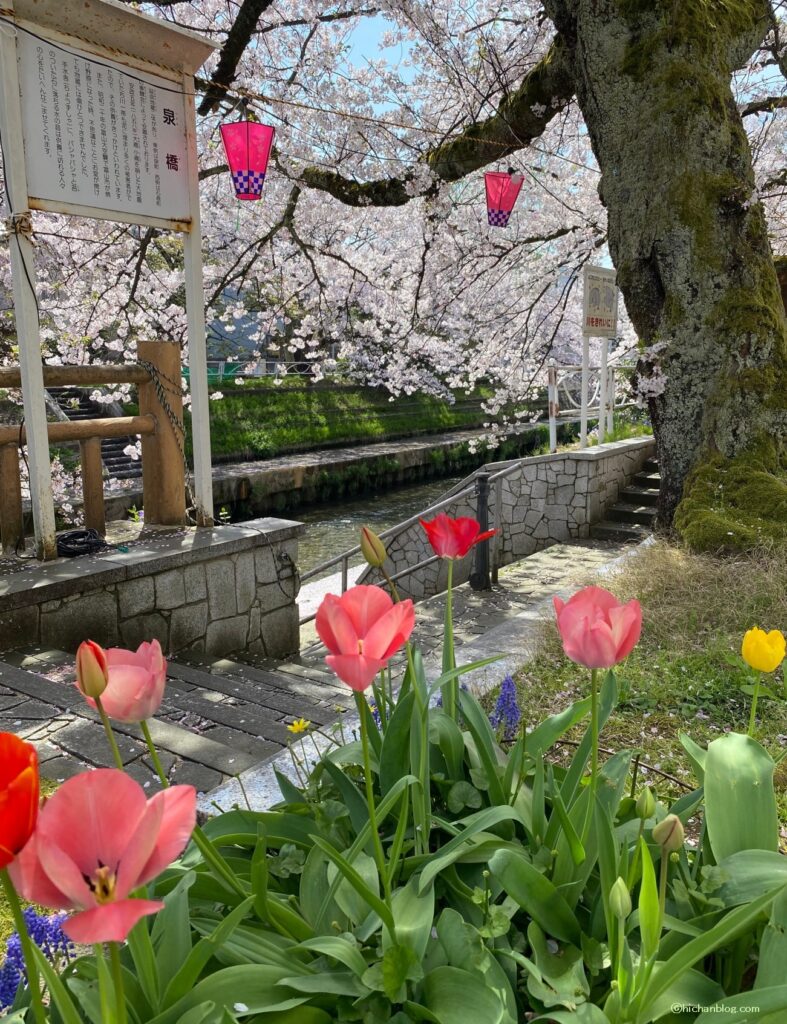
[485,171,524,227]
[220,119,275,200]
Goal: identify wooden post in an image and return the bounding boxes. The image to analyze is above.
[547,359,559,453]
[137,340,187,526]
[182,71,215,526]
[598,337,609,444]
[80,437,106,536]
[580,335,590,449]
[0,444,24,555]
[0,18,57,559]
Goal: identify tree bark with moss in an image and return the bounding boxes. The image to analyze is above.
[286,0,787,548]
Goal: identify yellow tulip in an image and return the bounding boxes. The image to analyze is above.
[741,627,786,674]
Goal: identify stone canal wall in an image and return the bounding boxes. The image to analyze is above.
[358,437,656,600]
[0,518,303,659]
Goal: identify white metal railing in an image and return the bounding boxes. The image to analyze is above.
[548,360,637,452]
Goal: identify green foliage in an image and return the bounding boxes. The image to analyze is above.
[182,382,502,462]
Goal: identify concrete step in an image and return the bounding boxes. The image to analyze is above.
[620,486,659,507]
[607,502,656,526]
[633,471,661,488]
[0,651,261,783]
[642,457,659,474]
[590,520,652,542]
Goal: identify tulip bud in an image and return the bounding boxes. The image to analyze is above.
[609,876,632,919]
[652,813,685,854]
[360,526,387,568]
[636,786,656,820]
[76,640,109,699]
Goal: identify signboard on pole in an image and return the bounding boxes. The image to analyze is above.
[17,33,191,225]
[582,265,618,338]
[0,0,217,554]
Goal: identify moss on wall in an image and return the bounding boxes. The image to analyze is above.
[674,438,787,553]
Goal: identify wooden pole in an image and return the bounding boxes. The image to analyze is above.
[598,337,609,444]
[0,416,155,446]
[0,444,24,555]
[548,359,558,453]
[0,18,56,560]
[0,365,150,388]
[580,334,590,449]
[79,437,106,536]
[182,71,214,526]
[137,340,186,526]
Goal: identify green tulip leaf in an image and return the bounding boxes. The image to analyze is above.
[704,732,779,862]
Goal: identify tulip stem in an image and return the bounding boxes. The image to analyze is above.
[140,719,168,786]
[747,671,761,737]
[140,718,247,902]
[658,851,669,932]
[0,869,46,1024]
[355,693,393,914]
[95,696,125,771]
[442,560,457,719]
[590,668,600,794]
[109,942,128,1024]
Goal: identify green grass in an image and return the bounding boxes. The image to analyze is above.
[187,381,501,461]
[484,540,787,820]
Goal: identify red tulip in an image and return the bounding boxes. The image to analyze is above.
[553,586,642,669]
[75,640,109,699]
[0,733,39,869]
[10,769,195,944]
[420,513,495,560]
[316,585,415,691]
[83,640,167,723]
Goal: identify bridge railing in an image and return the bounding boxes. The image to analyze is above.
[0,340,187,554]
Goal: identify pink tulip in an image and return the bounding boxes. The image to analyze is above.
[83,639,167,723]
[10,769,195,944]
[316,585,415,691]
[75,640,109,699]
[553,586,642,669]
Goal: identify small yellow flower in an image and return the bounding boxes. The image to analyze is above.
[741,627,786,674]
[287,718,311,734]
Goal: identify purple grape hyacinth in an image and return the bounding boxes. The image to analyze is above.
[489,675,521,741]
[0,908,74,1010]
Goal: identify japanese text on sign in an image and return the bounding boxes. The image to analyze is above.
[582,265,619,338]
[17,33,190,223]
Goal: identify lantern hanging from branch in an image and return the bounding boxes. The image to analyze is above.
[484,170,524,227]
[220,111,275,200]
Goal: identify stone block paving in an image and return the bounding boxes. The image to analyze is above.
[0,537,632,796]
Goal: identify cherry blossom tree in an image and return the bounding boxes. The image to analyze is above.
[1,0,785,538]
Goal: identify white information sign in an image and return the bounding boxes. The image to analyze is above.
[582,265,618,338]
[17,33,190,223]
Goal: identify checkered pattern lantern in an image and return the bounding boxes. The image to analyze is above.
[484,171,524,227]
[220,118,275,200]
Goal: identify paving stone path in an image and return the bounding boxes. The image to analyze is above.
[0,537,632,797]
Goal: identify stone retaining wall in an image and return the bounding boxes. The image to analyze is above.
[359,437,655,600]
[0,518,303,659]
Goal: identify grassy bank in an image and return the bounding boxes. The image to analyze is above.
[484,540,787,819]
[187,380,505,461]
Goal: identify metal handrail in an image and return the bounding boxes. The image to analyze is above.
[298,481,477,585]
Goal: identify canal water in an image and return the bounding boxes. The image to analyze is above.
[296,474,463,575]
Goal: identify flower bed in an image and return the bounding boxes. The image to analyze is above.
[1,519,786,1023]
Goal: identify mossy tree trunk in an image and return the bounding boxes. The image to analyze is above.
[545,0,787,531]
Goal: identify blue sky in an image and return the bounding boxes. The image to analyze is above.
[345,13,414,82]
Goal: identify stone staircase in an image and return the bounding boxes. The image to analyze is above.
[48,386,142,482]
[0,645,344,792]
[590,456,660,542]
